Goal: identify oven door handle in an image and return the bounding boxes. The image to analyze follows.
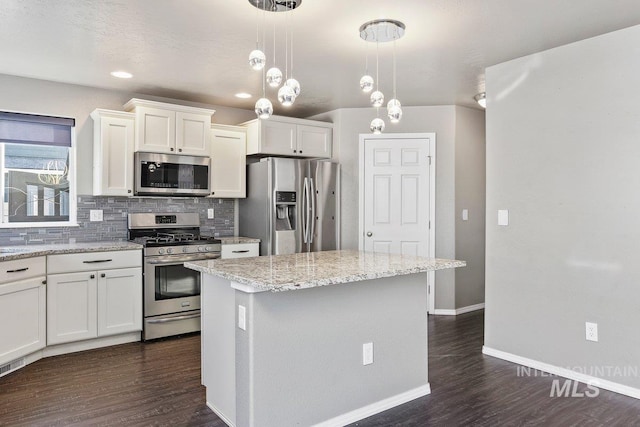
[147,313,201,324]
[146,254,220,265]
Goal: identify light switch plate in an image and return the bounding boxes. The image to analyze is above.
[362,342,374,366]
[498,210,509,226]
[207,208,215,219]
[462,209,469,221]
[238,305,246,331]
[89,210,103,222]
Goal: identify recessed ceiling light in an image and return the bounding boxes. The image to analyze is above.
[235,93,252,99]
[110,71,133,79]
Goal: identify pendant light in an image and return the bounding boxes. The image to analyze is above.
[359,19,406,133]
[248,3,266,70]
[359,41,374,93]
[248,0,302,118]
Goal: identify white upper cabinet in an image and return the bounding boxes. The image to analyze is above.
[244,116,332,158]
[91,109,135,197]
[124,98,215,157]
[210,125,247,198]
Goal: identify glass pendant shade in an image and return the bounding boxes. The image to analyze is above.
[278,85,296,106]
[388,105,403,123]
[370,118,385,134]
[370,90,384,108]
[255,98,273,119]
[360,75,374,93]
[266,67,283,87]
[249,50,266,70]
[387,98,401,109]
[285,78,301,96]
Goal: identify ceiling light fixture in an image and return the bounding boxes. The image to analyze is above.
[249,0,302,118]
[110,71,132,79]
[474,92,486,108]
[359,19,405,133]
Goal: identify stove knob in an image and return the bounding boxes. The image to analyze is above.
[182,247,188,253]
[167,248,173,254]
[198,246,204,252]
[205,246,212,252]
[158,248,165,255]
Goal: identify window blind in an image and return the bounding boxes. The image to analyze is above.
[0,111,75,147]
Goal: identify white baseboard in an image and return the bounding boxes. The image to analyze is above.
[433,303,485,316]
[206,401,235,427]
[312,384,431,427]
[482,346,640,400]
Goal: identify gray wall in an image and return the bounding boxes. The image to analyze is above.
[455,106,486,308]
[311,106,485,311]
[0,73,256,195]
[484,24,640,387]
[0,73,255,244]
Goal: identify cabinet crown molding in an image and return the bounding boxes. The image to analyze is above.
[123,98,216,117]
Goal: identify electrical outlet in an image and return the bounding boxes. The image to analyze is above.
[89,210,103,222]
[362,342,374,365]
[585,322,598,342]
[207,208,215,219]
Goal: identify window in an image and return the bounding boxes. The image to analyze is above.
[0,111,76,226]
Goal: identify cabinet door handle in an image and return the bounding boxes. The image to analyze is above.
[101,273,106,278]
[232,250,250,253]
[6,267,29,273]
[90,274,95,279]
[82,259,113,264]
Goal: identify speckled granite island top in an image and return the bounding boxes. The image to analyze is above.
[185,249,465,292]
[0,241,142,261]
[218,236,260,244]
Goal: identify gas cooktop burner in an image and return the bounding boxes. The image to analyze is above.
[134,234,221,248]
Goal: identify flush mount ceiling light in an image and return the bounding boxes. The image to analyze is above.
[110,71,132,79]
[235,92,252,99]
[249,0,302,119]
[359,19,405,133]
[474,92,486,108]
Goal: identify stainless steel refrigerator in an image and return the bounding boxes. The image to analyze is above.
[239,157,340,256]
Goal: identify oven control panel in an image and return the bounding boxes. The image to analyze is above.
[145,244,222,257]
[155,215,177,224]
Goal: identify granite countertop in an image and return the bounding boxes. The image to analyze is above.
[0,241,143,261]
[185,249,466,293]
[218,236,261,245]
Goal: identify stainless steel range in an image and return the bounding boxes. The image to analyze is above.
[128,212,221,340]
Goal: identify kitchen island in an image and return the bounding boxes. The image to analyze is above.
[185,250,465,427]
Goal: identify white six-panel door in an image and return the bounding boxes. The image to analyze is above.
[359,133,436,311]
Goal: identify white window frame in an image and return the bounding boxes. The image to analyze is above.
[0,125,78,228]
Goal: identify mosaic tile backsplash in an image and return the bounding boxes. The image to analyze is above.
[0,196,235,246]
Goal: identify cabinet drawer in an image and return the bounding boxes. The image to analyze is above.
[0,256,46,284]
[221,243,259,259]
[47,250,142,274]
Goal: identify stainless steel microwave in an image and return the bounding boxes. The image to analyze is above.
[135,152,211,197]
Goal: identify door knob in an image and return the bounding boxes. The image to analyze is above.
[366,231,373,237]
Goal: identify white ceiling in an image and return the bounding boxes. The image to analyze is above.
[1,0,640,118]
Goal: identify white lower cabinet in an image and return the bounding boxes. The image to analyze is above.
[47,251,142,346]
[97,268,142,337]
[0,275,46,367]
[47,272,98,345]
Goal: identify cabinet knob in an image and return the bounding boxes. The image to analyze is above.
[101,273,106,278]
[211,192,215,195]
[366,231,373,237]
[90,274,95,279]
[170,147,175,151]
[300,151,303,154]
[293,150,297,153]
[42,280,47,285]
[178,148,182,152]
[128,189,132,194]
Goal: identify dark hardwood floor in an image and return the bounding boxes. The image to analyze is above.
[2,310,640,426]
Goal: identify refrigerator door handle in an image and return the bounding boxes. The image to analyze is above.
[309,177,316,244]
[303,177,309,243]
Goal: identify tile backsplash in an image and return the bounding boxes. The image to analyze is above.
[0,196,235,246]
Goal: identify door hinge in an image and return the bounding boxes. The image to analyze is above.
[427,156,432,165]
[428,220,431,229]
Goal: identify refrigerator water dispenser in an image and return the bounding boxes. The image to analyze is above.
[275,191,297,231]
